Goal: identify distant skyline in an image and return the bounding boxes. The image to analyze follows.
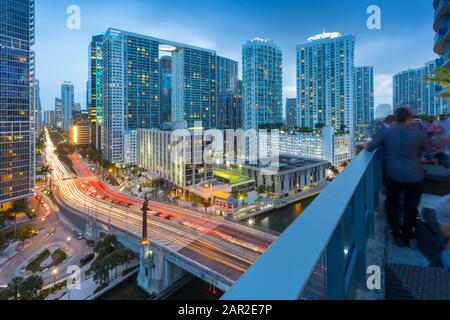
[35,0,438,111]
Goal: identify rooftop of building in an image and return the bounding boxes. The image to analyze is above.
[242,155,327,173]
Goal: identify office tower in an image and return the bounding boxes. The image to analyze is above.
[102,28,225,163]
[0,0,35,206]
[393,59,448,116]
[88,33,104,149]
[43,111,55,127]
[242,38,283,130]
[73,102,81,112]
[297,32,355,139]
[61,82,74,131]
[30,78,41,136]
[172,45,217,130]
[434,1,450,61]
[160,55,172,124]
[354,66,374,140]
[55,98,63,129]
[70,110,91,146]
[231,80,243,130]
[216,56,239,129]
[285,98,297,128]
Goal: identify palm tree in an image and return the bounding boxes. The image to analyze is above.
[425,67,450,98]
[8,203,26,238]
[9,277,24,300]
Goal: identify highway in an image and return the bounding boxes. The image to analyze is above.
[44,129,277,282]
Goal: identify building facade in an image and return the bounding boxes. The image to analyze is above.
[0,0,35,205]
[296,33,355,137]
[159,55,172,125]
[61,82,74,131]
[393,59,449,116]
[88,33,104,149]
[354,66,374,141]
[30,77,41,136]
[216,56,239,129]
[43,110,55,127]
[137,129,213,190]
[102,28,234,163]
[279,127,352,168]
[242,38,283,130]
[285,98,297,128]
[54,98,62,129]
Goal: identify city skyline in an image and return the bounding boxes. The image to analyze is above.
[35,0,437,112]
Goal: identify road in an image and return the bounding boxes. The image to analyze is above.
[44,129,277,282]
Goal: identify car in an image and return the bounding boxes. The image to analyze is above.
[155,212,164,218]
[86,240,95,247]
[79,253,95,267]
[125,203,133,208]
[101,195,109,200]
[111,200,118,204]
[165,215,175,221]
[117,201,125,206]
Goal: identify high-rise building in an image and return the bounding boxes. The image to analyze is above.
[0,0,35,206]
[88,33,104,149]
[172,45,217,130]
[70,110,91,146]
[30,78,41,136]
[393,59,448,116]
[216,56,239,129]
[102,28,228,163]
[296,33,355,138]
[242,38,283,130]
[159,55,172,125]
[61,82,74,131]
[354,66,374,140]
[285,98,297,128]
[43,110,55,127]
[55,98,63,129]
[434,0,450,64]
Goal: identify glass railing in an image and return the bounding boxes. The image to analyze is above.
[222,150,381,300]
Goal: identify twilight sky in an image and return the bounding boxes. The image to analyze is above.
[35,0,438,111]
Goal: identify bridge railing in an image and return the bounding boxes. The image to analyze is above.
[222,150,381,300]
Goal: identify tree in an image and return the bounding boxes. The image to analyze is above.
[7,203,26,238]
[256,186,266,199]
[19,275,43,300]
[8,277,24,300]
[425,67,450,98]
[0,287,12,300]
[94,235,117,257]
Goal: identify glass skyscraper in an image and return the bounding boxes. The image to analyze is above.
[242,38,283,130]
[88,33,104,149]
[216,56,239,129]
[354,66,374,140]
[296,33,355,139]
[0,0,35,205]
[61,82,74,131]
[393,59,448,116]
[159,55,172,124]
[102,28,226,163]
[285,98,297,128]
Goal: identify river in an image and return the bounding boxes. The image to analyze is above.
[99,195,317,300]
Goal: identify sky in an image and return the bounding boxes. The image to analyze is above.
[35,0,438,112]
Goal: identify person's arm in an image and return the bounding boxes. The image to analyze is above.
[366,129,384,152]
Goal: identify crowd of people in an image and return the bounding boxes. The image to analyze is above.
[366,108,450,272]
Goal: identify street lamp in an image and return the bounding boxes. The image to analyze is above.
[52,268,58,287]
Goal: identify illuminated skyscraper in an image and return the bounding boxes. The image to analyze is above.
[354,66,374,140]
[88,33,104,149]
[242,38,283,130]
[0,0,35,206]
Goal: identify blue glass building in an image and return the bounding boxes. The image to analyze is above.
[0,0,35,205]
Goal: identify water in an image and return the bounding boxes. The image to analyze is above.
[99,196,316,300]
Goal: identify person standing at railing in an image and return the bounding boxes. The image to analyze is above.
[366,107,430,247]
[436,195,450,272]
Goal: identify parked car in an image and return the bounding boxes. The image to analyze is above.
[79,253,95,267]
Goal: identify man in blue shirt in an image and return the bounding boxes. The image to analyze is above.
[367,107,429,247]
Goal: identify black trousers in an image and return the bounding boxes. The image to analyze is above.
[385,178,423,238]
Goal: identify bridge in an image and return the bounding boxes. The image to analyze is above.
[44,129,277,296]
